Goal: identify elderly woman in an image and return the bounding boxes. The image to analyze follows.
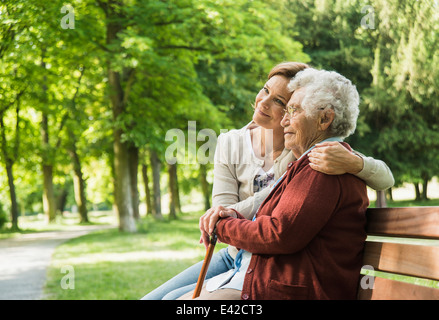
[187,68,369,300]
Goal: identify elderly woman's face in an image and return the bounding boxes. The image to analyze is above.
[281,88,321,156]
[253,75,290,130]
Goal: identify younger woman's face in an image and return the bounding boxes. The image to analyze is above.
[252,75,290,131]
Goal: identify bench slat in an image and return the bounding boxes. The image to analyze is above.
[358,277,439,300]
[363,241,439,281]
[366,207,439,238]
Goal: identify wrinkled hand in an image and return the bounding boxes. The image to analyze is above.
[199,206,237,249]
[308,141,363,175]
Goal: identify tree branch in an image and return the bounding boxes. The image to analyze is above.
[13,88,26,159]
[153,19,185,26]
[55,67,85,149]
[157,45,211,51]
[122,67,136,107]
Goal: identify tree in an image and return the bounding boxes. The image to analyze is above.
[56,66,90,222]
[289,0,439,200]
[0,1,38,227]
[388,1,439,199]
[359,0,439,198]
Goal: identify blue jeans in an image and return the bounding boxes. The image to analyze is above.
[141,248,235,300]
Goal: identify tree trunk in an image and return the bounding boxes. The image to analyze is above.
[109,69,136,231]
[0,112,19,230]
[375,190,387,208]
[40,51,57,223]
[387,187,393,201]
[414,183,421,201]
[42,163,56,222]
[128,144,140,220]
[41,112,56,222]
[104,1,136,232]
[199,164,211,211]
[421,172,429,201]
[422,181,429,200]
[168,163,178,220]
[175,166,182,214]
[5,163,19,230]
[113,128,136,231]
[72,172,88,223]
[56,66,88,223]
[150,150,163,220]
[69,139,88,223]
[141,163,152,215]
[57,185,68,216]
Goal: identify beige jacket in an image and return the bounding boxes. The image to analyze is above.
[212,122,394,258]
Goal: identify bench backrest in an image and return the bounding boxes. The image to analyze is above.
[358,206,439,300]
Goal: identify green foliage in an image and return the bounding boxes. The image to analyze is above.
[292,0,439,189]
[0,205,7,229]
[0,0,438,221]
[359,0,439,187]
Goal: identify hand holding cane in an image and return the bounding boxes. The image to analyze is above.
[192,229,217,299]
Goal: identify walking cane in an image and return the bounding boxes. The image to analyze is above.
[192,229,217,299]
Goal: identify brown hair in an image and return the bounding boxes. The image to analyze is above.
[268,62,309,80]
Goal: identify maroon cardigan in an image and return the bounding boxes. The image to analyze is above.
[216,143,369,300]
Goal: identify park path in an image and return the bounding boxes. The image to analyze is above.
[0,224,113,300]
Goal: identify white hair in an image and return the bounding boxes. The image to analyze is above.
[288,68,360,138]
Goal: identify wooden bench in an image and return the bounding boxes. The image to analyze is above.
[358,206,439,300]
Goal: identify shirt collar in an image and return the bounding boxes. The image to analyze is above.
[297,136,344,160]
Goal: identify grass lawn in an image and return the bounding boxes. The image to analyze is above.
[43,211,227,300]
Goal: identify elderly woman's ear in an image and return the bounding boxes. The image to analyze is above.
[318,109,335,131]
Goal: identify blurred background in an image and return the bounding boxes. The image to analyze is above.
[1,0,438,232]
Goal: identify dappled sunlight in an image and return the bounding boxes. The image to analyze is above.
[53,249,206,266]
[3,211,118,234]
